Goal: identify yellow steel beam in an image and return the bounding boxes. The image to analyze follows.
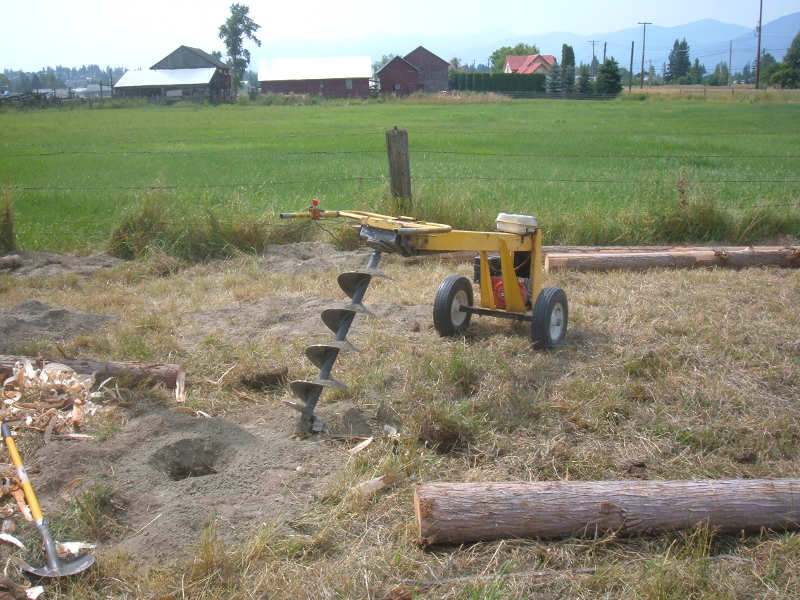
[409,230,535,253]
[478,251,495,309]
[499,240,526,312]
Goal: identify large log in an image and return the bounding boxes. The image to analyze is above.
[0,355,184,395]
[545,247,800,273]
[414,480,800,545]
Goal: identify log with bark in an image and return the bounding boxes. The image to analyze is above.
[0,355,184,400]
[0,255,21,271]
[414,479,800,545]
[545,247,800,273]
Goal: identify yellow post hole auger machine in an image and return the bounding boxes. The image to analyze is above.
[280,200,568,436]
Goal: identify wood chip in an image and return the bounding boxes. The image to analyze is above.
[10,489,31,521]
[348,437,374,455]
[0,532,25,550]
[353,475,393,497]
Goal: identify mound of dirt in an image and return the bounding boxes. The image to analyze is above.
[32,405,357,559]
[257,242,372,273]
[0,300,115,353]
[1,251,120,278]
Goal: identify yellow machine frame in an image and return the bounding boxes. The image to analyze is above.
[280,208,543,317]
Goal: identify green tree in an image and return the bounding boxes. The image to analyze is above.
[219,3,261,94]
[666,38,691,83]
[562,65,575,93]
[596,58,622,95]
[758,51,779,88]
[769,31,800,88]
[577,64,593,94]
[372,54,396,74]
[688,58,706,84]
[490,43,540,72]
[0,73,10,92]
[546,63,562,94]
[706,62,729,86]
[561,44,575,68]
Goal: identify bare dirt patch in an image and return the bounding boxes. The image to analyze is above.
[1,250,120,278]
[0,300,115,353]
[32,404,357,560]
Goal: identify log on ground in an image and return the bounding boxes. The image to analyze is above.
[545,247,800,273]
[0,255,21,271]
[0,355,184,391]
[414,479,800,545]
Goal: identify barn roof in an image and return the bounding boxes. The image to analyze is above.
[151,46,227,70]
[258,57,372,81]
[376,56,419,75]
[114,68,217,88]
[404,46,448,67]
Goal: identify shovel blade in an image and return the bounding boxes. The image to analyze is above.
[23,552,95,578]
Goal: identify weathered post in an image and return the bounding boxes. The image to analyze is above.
[385,126,412,212]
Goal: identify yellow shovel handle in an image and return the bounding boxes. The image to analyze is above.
[2,423,44,522]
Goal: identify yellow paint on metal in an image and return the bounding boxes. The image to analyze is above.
[3,434,44,522]
[499,241,526,312]
[409,230,534,253]
[530,229,543,304]
[478,251,495,309]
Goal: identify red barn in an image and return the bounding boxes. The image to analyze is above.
[377,46,449,95]
[258,56,371,98]
[376,56,421,96]
[404,46,449,92]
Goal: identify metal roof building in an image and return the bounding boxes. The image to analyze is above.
[258,56,372,98]
[114,46,231,102]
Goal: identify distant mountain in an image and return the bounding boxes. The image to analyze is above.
[254,12,799,75]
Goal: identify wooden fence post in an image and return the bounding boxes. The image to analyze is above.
[385,127,412,212]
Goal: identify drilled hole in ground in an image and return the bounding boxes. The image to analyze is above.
[149,438,230,481]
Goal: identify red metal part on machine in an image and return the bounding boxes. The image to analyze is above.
[491,276,528,309]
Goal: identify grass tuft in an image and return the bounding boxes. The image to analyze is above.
[0,187,16,254]
[108,188,319,261]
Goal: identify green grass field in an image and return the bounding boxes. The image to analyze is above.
[1,96,799,252]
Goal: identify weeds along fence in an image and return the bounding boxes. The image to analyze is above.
[2,115,800,255]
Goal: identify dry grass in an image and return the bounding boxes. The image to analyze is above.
[624,86,800,103]
[0,187,15,254]
[3,245,800,599]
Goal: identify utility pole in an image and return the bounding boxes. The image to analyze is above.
[728,40,733,87]
[755,0,763,89]
[588,40,599,77]
[638,22,652,89]
[629,41,635,92]
[603,42,607,63]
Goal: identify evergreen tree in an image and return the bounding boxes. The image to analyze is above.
[561,44,575,68]
[706,62,729,86]
[688,58,706,84]
[218,3,261,94]
[562,65,575,93]
[666,38,691,82]
[577,64,593,95]
[546,63,562,94]
[596,58,622,95]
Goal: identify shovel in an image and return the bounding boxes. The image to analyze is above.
[1,423,95,577]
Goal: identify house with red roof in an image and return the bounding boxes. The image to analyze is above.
[503,54,557,75]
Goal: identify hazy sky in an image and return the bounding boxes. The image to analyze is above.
[2,0,797,71]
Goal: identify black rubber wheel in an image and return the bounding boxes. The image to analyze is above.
[530,286,568,348]
[433,275,473,336]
